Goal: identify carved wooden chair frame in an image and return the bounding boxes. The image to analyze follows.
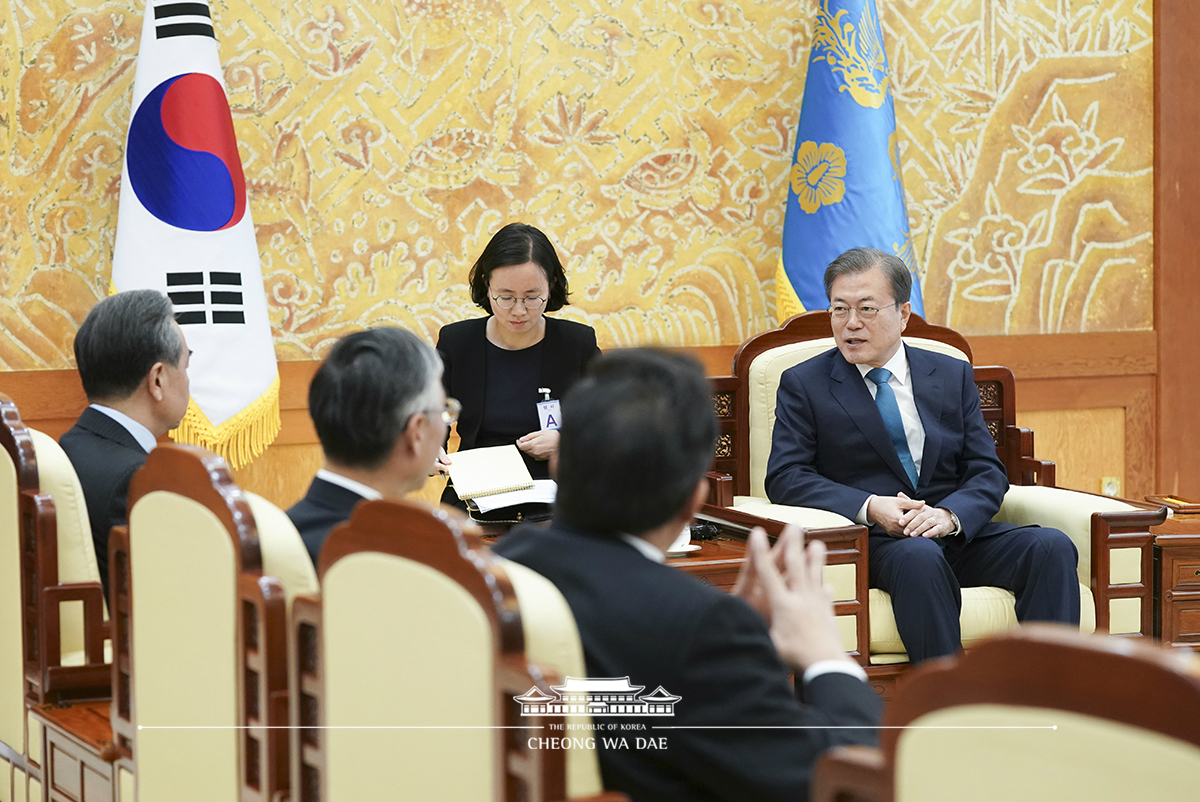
[290,498,625,802]
[108,444,289,802]
[705,313,1167,673]
[0,394,110,710]
[811,625,1200,802]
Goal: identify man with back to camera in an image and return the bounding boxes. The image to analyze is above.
[61,290,191,596]
[287,327,455,565]
[765,247,1080,663]
[494,348,881,802]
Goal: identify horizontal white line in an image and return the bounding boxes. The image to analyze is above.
[137,724,1058,731]
[138,725,542,730]
[654,725,1057,730]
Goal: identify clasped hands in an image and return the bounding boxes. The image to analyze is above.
[732,524,850,671]
[867,493,955,539]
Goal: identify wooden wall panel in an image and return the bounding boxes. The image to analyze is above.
[1016,409,1125,497]
[1156,0,1200,498]
[0,333,1154,508]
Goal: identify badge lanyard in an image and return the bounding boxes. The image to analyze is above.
[536,387,561,430]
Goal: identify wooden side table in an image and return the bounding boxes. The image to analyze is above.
[1152,516,1200,651]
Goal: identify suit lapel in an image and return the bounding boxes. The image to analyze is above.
[907,345,947,490]
[459,318,490,443]
[828,352,913,487]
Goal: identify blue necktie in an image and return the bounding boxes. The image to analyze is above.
[867,367,919,488]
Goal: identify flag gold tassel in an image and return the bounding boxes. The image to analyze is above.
[170,375,281,470]
[774,257,808,324]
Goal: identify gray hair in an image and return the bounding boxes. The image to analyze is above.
[74,290,184,401]
[823,247,911,305]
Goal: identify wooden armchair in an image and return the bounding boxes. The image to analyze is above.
[2,395,115,801]
[291,498,626,802]
[24,429,110,700]
[106,444,311,802]
[705,313,1167,677]
[812,625,1200,802]
[0,395,40,790]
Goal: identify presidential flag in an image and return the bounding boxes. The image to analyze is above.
[112,0,279,468]
[777,0,924,321]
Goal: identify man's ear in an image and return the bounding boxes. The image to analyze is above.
[899,301,912,330]
[145,361,168,402]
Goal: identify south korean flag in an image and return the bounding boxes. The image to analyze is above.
[112,0,279,468]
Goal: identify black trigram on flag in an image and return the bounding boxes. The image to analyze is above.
[154,2,215,39]
[168,271,245,325]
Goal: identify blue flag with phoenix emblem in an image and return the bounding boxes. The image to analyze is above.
[777,0,923,321]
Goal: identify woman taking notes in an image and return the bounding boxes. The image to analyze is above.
[437,223,600,509]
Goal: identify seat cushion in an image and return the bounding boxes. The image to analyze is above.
[868,583,1095,661]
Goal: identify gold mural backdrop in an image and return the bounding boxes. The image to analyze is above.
[0,0,1151,370]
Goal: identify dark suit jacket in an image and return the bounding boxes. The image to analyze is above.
[494,522,881,802]
[436,315,600,454]
[287,477,368,566]
[59,407,150,595]
[765,344,1011,547]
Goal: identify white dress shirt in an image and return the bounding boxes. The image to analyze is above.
[854,346,925,525]
[90,404,157,453]
[851,347,961,536]
[316,468,383,501]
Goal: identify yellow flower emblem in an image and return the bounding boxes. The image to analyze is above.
[791,141,847,213]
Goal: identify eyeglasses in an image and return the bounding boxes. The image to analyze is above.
[491,295,547,311]
[828,302,899,322]
[430,397,461,425]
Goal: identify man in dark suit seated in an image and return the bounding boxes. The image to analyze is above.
[61,290,192,596]
[494,349,881,802]
[765,247,1080,664]
[288,327,452,565]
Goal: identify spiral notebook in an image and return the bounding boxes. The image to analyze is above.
[446,444,535,500]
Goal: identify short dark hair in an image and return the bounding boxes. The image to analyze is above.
[308,328,442,470]
[74,290,184,402]
[468,223,570,314]
[555,349,718,535]
[823,247,911,305]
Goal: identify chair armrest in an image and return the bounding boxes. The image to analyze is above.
[1003,425,1056,487]
[726,496,856,529]
[41,582,108,666]
[995,485,1166,636]
[697,505,870,663]
[1091,506,1167,636]
[811,745,887,802]
[705,471,733,507]
[994,486,1147,585]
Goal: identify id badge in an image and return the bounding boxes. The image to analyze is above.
[537,399,562,430]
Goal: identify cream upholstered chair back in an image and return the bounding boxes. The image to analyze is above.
[320,505,498,801]
[244,490,319,607]
[0,397,33,759]
[880,627,1200,802]
[502,559,605,798]
[28,428,106,665]
[128,490,241,801]
[745,336,970,499]
[310,499,573,802]
[122,444,293,802]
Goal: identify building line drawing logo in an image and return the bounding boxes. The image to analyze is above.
[514,677,680,717]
